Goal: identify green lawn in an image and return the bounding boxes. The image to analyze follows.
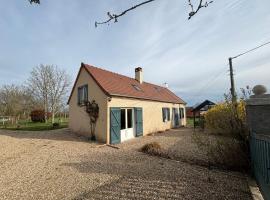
[0,118,68,131]
[187,117,197,127]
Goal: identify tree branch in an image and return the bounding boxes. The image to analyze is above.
[28,0,214,26]
[29,0,40,4]
[188,0,213,20]
[95,0,156,27]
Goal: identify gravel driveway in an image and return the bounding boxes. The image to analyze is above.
[0,128,251,200]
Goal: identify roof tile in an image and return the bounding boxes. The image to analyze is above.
[83,63,185,104]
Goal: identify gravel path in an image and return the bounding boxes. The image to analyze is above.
[0,128,252,200]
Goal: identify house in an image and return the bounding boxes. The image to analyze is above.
[67,63,186,144]
[186,107,194,118]
[192,100,215,116]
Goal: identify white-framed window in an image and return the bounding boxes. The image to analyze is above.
[162,107,170,122]
[120,108,133,130]
[78,84,88,106]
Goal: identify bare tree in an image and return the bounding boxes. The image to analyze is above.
[28,0,213,27]
[0,85,28,120]
[28,65,71,123]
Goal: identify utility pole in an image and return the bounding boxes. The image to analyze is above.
[227,41,270,105]
[228,57,237,105]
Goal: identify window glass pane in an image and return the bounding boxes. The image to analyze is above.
[162,108,165,122]
[180,108,184,118]
[83,86,88,102]
[78,87,82,104]
[121,109,126,130]
[127,109,133,128]
[82,88,85,103]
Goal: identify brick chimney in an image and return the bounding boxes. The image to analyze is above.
[135,67,143,84]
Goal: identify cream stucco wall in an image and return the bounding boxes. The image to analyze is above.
[69,67,186,144]
[68,67,108,142]
[107,97,186,142]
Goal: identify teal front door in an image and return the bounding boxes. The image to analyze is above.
[110,108,121,144]
[135,107,143,137]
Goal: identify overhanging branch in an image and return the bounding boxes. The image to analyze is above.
[188,0,213,19]
[27,0,214,26]
[95,0,156,27]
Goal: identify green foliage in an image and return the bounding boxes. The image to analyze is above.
[52,122,60,129]
[193,94,250,172]
[0,118,68,131]
[204,100,248,140]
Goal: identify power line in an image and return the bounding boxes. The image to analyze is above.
[192,65,227,99]
[229,40,270,106]
[232,41,270,59]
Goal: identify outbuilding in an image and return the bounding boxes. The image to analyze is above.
[68,63,186,144]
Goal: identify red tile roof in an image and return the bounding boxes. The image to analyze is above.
[68,63,186,104]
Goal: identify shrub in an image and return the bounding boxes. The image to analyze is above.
[141,142,161,153]
[52,122,60,128]
[193,134,249,171]
[204,100,247,137]
[193,98,250,172]
[140,142,171,159]
[30,109,45,122]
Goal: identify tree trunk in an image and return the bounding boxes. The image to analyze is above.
[51,109,55,124]
[44,99,47,123]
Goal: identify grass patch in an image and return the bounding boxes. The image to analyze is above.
[0,118,68,131]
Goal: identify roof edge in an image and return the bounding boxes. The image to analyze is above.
[110,93,186,105]
[67,62,110,105]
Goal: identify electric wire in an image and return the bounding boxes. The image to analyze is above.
[231,41,270,59]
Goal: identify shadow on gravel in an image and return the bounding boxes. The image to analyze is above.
[63,151,252,200]
[72,176,188,200]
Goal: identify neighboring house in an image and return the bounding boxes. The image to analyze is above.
[186,107,194,118]
[192,100,216,116]
[191,100,216,128]
[68,63,186,144]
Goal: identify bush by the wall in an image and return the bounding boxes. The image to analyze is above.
[193,134,250,171]
[193,99,250,172]
[204,100,247,138]
[30,109,45,122]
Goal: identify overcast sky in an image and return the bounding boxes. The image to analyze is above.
[0,0,269,105]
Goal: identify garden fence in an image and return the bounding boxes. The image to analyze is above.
[250,132,270,200]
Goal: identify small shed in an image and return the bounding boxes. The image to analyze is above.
[192,100,215,128]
